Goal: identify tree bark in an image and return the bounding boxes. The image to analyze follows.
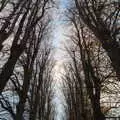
[15,100,25,120]
[92,98,105,120]
[0,47,23,92]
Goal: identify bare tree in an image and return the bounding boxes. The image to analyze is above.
[0,1,55,118]
[0,40,55,120]
[73,0,120,79]
[62,48,93,120]
[62,6,118,120]
[0,0,52,92]
[28,41,55,120]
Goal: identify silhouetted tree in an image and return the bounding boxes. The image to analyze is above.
[0,0,52,92]
[74,0,120,79]
[62,6,117,119]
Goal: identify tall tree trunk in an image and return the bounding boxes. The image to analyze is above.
[0,47,23,92]
[15,99,25,120]
[92,98,105,120]
[15,67,32,120]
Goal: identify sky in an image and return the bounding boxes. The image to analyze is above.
[52,0,70,47]
[52,0,69,119]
